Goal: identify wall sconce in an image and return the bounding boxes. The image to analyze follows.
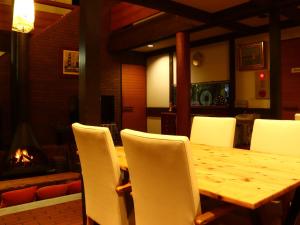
[12,0,35,33]
[192,52,204,67]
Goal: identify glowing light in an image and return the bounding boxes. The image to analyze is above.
[147,44,154,48]
[259,73,265,80]
[15,149,33,163]
[12,0,35,33]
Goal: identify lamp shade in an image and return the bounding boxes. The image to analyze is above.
[12,0,35,33]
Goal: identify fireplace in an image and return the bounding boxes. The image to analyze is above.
[1,122,50,180]
[0,32,52,180]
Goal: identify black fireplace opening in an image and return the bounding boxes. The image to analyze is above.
[0,122,51,180]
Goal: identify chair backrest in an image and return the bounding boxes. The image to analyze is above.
[72,123,128,225]
[250,119,300,156]
[121,129,200,225]
[190,116,236,147]
[295,113,300,120]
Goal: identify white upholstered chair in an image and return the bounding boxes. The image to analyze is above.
[72,123,129,225]
[250,119,300,224]
[190,116,236,147]
[250,119,300,156]
[121,129,235,225]
[295,113,300,120]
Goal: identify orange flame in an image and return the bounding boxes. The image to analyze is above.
[15,149,33,163]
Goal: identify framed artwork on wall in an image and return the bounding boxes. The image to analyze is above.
[62,49,79,77]
[238,41,266,71]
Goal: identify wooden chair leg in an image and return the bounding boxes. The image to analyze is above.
[86,216,95,225]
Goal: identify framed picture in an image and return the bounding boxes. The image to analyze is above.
[62,50,79,77]
[238,41,266,71]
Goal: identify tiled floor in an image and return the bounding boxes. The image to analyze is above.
[0,200,83,225]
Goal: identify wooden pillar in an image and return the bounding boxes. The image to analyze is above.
[79,0,121,126]
[269,5,281,119]
[176,32,191,136]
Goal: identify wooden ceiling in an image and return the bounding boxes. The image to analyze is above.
[0,0,76,52]
[109,0,300,52]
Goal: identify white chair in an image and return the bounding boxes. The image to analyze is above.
[250,119,300,156]
[72,123,129,225]
[250,119,300,224]
[121,129,235,225]
[295,113,300,120]
[190,116,236,147]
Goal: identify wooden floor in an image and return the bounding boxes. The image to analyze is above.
[0,200,83,225]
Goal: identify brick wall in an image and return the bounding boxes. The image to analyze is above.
[0,9,80,149]
[29,8,80,145]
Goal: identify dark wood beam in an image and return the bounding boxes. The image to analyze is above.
[123,0,252,32]
[109,13,201,51]
[210,0,300,27]
[35,0,77,10]
[281,8,300,23]
[0,30,11,52]
[110,0,300,52]
[269,4,281,119]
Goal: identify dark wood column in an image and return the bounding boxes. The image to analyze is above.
[176,32,191,136]
[269,4,281,119]
[79,0,121,126]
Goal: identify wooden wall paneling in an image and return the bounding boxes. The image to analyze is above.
[122,64,147,131]
[0,4,12,31]
[281,38,300,119]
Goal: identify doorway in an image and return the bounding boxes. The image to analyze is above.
[122,64,147,131]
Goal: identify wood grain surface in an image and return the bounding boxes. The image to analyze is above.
[115,144,300,209]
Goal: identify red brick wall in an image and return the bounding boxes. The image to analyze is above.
[28,8,79,145]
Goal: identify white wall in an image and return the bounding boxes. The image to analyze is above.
[147,54,170,107]
[173,41,229,84]
[190,42,229,83]
[146,54,170,133]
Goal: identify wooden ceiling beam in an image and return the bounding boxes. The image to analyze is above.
[123,0,252,32]
[109,13,201,52]
[35,0,77,10]
[281,7,300,23]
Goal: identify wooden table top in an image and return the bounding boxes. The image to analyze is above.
[116,144,300,209]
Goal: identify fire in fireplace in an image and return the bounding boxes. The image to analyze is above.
[1,122,50,180]
[14,148,33,165]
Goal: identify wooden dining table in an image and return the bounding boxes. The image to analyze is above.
[115,144,300,211]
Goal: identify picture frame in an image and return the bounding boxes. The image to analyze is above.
[62,49,79,77]
[238,41,266,71]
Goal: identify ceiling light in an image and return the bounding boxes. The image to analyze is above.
[147,44,154,48]
[12,0,35,33]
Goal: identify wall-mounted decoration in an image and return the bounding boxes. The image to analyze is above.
[192,52,204,67]
[238,41,266,71]
[62,50,79,77]
[173,81,229,107]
